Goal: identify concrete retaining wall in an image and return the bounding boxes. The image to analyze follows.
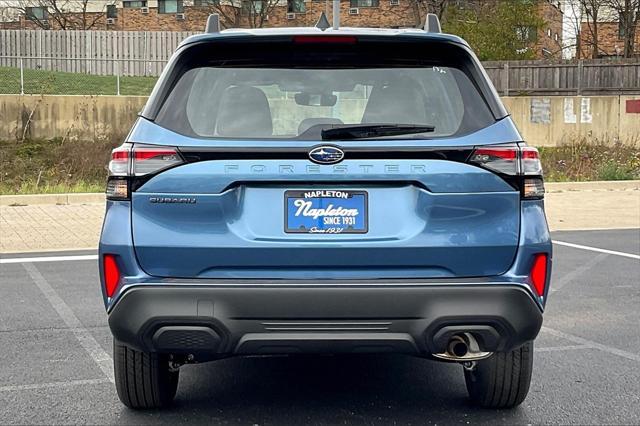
[1,94,638,146]
[0,95,147,142]
[502,96,640,146]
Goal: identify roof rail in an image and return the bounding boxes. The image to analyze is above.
[424,13,441,33]
[205,14,220,33]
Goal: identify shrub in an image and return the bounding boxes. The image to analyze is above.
[0,138,116,195]
[1,137,638,195]
[538,138,640,182]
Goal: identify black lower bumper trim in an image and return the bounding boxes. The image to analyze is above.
[108,284,543,359]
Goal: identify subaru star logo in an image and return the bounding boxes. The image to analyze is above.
[308,146,345,164]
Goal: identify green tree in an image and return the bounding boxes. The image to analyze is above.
[443,0,544,60]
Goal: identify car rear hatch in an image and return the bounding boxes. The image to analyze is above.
[123,33,526,279]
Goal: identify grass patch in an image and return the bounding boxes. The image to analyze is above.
[0,138,115,195]
[0,66,157,96]
[539,138,640,182]
[1,137,638,195]
[6,181,105,195]
[596,160,637,181]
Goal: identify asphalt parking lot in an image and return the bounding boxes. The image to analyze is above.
[1,228,639,425]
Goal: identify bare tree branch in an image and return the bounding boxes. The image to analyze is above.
[602,0,640,57]
[201,0,282,29]
[577,0,612,58]
[403,0,450,28]
[11,0,116,30]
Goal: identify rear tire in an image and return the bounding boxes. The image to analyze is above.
[464,341,533,409]
[113,341,179,409]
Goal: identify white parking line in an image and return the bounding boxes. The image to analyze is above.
[0,325,110,335]
[553,240,640,260]
[22,263,114,383]
[0,254,97,264]
[542,326,640,362]
[0,378,111,393]
[1,238,638,265]
[551,253,609,293]
[535,344,593,352]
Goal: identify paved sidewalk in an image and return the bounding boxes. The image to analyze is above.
[0,203,104,253]
[0,183,638,253]
[545,188,639,231]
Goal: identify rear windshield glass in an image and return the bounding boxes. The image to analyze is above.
[154,43,496,140]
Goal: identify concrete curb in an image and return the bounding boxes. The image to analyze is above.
[0,247,98,255]
[545,180,640,193]
[0,180,638,206]
[0,193,105,206]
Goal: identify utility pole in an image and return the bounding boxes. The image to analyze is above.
[332,0,340,29]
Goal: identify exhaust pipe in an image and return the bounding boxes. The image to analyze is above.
[447,335,469,358]
[433,333,492,362]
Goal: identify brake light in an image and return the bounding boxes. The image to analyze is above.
[530,254,548,297]
[521,146,542,175]
[293,35,357,44]
[469,145,544,199]
[520,146,544,198]
[103,254,120,298]
[108,144,131,176]
[133,146,182,176]
[469,146,518,175]
[106,144,183,200]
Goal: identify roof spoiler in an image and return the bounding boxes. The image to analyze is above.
[205,14,220,33]
[424,13,441,33]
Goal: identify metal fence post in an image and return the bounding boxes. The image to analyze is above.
[116,60,121,96]
[19,57,24,95]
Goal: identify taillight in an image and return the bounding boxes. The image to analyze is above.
[105,177,129,200]
[133,146,183,176]
[523,177,545,199]
[108,143,131,176]
[106,144,183,200]
[103,254,120,298]
[530,253,548,297]
[469,146,518,175]
[469,144,544,199]
[521,147,542,175]
[520,146,545,198]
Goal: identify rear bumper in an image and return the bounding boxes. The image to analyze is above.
[108,283,543,360]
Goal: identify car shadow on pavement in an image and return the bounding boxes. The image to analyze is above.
[118,354,534,424]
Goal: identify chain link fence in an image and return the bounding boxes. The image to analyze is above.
[0,56,163,96]
[2,55,639,96]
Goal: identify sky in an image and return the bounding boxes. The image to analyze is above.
[562,0,581,59]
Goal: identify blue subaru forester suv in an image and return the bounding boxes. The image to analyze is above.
[100,15,551,409]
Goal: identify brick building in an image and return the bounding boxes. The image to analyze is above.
[1,0,563,58]
[535,0,564,58]
[579,21,640,57]
[0,1,423,31]
[579,12,640,58]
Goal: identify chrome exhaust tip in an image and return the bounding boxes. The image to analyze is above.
[433,333,493,362]
[448,335,469,357]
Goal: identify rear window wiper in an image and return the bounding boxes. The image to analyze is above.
[321,124,435,140]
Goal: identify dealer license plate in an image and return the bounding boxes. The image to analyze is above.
[284,190,368,234]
